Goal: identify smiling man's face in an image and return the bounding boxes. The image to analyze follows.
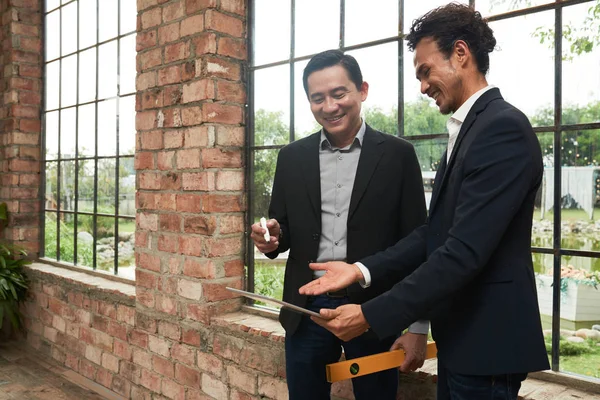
[414,37,465,115]
[306,64,368,138]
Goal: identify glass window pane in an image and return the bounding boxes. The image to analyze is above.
[61,2,77,56]
[98,99,117,156]
[404,0,469,33]
[76,214,94,268]
[254,0,290,66]
[558,130,600,252]
[533,252,554,364]
[45,162,58,210]
[98,41,118,99]
[45,0,59,11]
[562,3,600,125]
[45,61,60,111]
[45,111,59,160]
[556,255,600,378]
[532,132,554,249]
[412,138,446,211]
[117,218,136,279]
[121,0,137,34]
[79,0,97,49]
[44,212,58,260]
[78,103,96,157]
[476,0,554,17]
[78,159,95,213]
[98,158,116,214]
[119,158,135,216]
[293,60,319,140]
[253,149,280,219]
[254,261,285,303]
[59,160,76,212]
[488,11,555,127]
[99,0,118,42]
[45,10,60,61]
[79,48,97,103]
[59,212,75,264]
[345,0,398,46]
[119,95,135,155]
[347,43,399,135]
[254,65,290,146]
[96,216,115,271]
[295,0,339,58]
[119,34,136,95]
[61,54,77,107]
[60,107,76,158]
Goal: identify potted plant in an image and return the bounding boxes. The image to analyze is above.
[0,202,30,334]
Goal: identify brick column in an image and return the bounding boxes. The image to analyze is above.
[0,0,43,255]
[134,0,246,325]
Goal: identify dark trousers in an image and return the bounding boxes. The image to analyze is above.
[437,361,527,400]
[285,295,398,400]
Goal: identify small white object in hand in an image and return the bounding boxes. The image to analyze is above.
[260,217,270,243]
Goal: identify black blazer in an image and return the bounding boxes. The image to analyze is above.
[266,125,427,335]
[360,89,550,375]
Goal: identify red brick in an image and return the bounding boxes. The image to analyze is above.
[10,50,39,64]
[136,268,158,288]
[140,48,163,70]
[139,172,162,190]
[202,148,242,168]
[163,130,183,149]
[219,215,244,235]
[162,379,185,400]
[182,172,215,191]
[170,343,194,365]
[138,252,161,272]
[156,294,178,315]
[157,193,178,210]
[136,111,157,130]
[136,30,157,51]
[158,65,182,85]
[185,0,217,14]
[137,71,157,90]
[114,340,132,361]
[206,236,242,257]
[153,355,175,378]
[202,103,242,124]
[141,130,163,150]
[141,89,164,110]
[138,0,159,12]
[102,353,120,373]
[211,334,242,363]
[160,172,182,190]
[176,148,201,169]
[165,41,190,63]
[184,126,209,147]
[164,85,183,106]
[19,119,41,133]
[80,359,98,380]
[182,328,201,346]
[133,348,153,370]
[175,363,200,387]
[159,214,181,232]
[227,365,256,394]
[220,0,244,16]
[111,375,132,398]
[19,64,42,78]
[205,10,243,37]
[11,105,38,118]
[19,37,42,52]
[181,106,202,126]
[177,279,203,300]
[216,80,245,103]
[136,313,158,333]
[216,170,244,191]
[11,22,38,36]
[140,368,162,392]
[136,231,150,248]
[202,56,240,80]
[157,321,180,341]
[161,108,183,128]
[224,259,244,277]
[202,194,243,212]
[137,212,159,231]
[135,152,155,170]
[158,22,180,44]
[182,79,214,103]
[203,278,242,301]
[218,36,247,60]
[163,2,184,22]
[192,32,217,55]
[158,234,179,252]
[180,14,204,37]
[176,194,202,212]
[141,7,162,29]
[183,215,216,235]
[179,236,203,257]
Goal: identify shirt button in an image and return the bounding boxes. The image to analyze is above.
[337,183,341,188]
[334,241,339,246]
[336,213,340,217]
[312,233,319,241]
[338,156,343,160]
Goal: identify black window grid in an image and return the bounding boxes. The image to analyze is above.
[246,0,600,375]
[41,0,136,276]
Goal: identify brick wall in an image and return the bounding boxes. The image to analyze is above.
[0,0,43,254]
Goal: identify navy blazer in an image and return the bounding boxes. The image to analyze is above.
[360,89,550,375]
[266,125,427,335]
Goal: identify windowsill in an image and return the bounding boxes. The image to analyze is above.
[25,262,136,303]
[37,258,135,285]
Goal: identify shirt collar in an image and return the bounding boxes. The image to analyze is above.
[320,119,366,150]
[449,85,495,126]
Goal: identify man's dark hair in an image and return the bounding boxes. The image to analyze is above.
[302,50,363,96]
[405,3,496,75]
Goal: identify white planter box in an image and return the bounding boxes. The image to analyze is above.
[536,274,600,322]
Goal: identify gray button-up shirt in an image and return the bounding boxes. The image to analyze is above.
[315,121,366,275]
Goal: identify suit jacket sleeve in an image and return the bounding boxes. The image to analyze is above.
[362,110,539,339]
[265,149,290,258]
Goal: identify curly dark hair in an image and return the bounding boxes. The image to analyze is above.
[405,3,496,75]
[302,50,363,96]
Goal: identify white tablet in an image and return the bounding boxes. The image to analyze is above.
[226,287,326,319]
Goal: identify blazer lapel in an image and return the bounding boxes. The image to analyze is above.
[348,126,385,220]
[300,132,322,220]
[428,88,503,215]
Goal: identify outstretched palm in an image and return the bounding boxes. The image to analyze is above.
[299,261,360,295]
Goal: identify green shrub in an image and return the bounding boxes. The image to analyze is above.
[544,335,594,356]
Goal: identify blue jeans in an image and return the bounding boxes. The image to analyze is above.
[285,295,398,400]
[437,362,527,400]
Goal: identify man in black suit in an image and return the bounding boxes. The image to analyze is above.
[299,5,550,399]
[250,50,429,399]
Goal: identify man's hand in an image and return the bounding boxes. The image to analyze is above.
[298,262,363,295]
[391,332,428,372]
[250,218,280,254]
[311,304,369,342]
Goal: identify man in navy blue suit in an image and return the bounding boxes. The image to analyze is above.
[300,4,550,399]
